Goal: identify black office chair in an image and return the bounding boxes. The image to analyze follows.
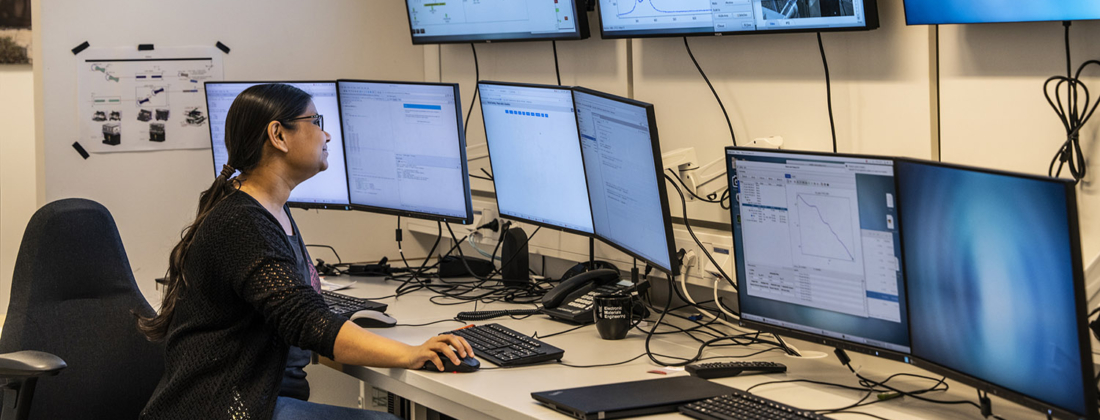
[0,198,164,419]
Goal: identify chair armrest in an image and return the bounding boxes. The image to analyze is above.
[0,351,66,378]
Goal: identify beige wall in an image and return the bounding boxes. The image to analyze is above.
[34,0,430,304]
[24,2,1100,307]
[0,65,35,315]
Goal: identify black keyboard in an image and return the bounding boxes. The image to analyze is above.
[321,290,388,318]
[439,323,564,367]
[680,389,836,420]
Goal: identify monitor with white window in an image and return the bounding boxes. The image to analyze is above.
[337,80,473,224]
[479,81,594,235]
[405,0,589,44]
[204,81,350,209]
[574,87,678,276]
[598,0,879,39]
[726,147,909,359]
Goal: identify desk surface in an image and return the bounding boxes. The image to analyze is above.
[321,275,1050,420]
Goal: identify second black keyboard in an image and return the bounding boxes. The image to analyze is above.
[321,290,388,318]
[439,323,564,367]
[680,389,836,420]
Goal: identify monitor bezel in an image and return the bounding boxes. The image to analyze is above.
[335,79,475,225]
[477,80,598,238]
[203,80,352,211]
[573,87,680,277]
[725,146,912,362]
[597,0,879,40]
[404,0,591,45]
[894,157,1099,420]
[901,2,1100,26]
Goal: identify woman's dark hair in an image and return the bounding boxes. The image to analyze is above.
[137,84,312,341]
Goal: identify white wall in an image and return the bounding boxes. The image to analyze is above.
[34,0,431,304]
[0,65,36,316]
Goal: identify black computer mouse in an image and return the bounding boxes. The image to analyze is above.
[420,353,480,373]
[350,310,397,328]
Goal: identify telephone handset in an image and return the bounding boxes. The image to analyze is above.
[541,269,626,324]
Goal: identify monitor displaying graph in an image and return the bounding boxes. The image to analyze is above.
[599,0,878,38]
[405,0,589,44]
[727,148,910,358]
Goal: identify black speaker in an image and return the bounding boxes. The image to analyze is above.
[500,226,529,285]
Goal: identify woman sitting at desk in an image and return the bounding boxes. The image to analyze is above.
[136,84,472,420]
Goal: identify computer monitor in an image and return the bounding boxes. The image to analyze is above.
[903,0,1100,25]
[479,81,594,235]
[404,0,589,44]
[726,148,910,360]
[204,81,350,209]
[598,0,879,39]
[574,87,679,276]
[897,159,1097,420]
[336,80,474,224]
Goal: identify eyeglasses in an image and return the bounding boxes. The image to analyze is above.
[284,114,323,131]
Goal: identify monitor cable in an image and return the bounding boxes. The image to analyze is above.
[684,37,737,146]
[553,40,562,86]
[665,168,730,209]
[817,32,838,153]
[833,348,1006,419]
[1044,22,1096,183]
[464,43,480,139]
[663,173,737,289]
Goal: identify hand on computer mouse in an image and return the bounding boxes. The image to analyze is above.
[420,352,480,373]
[408,335,475,371]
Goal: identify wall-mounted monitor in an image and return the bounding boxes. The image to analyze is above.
[405,0,590,44]
[598,0,878,39]
[903,1,1100,25]
[726,147,910,360]
[204,81,351,210]
[337,80,474,224]
[575,87,679,276]
[897,159,1097,420]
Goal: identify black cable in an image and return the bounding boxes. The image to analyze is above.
[395,319,466,327]
[1044,60,1099,183]
[665,168,730,209]
[479,167,494,181]
[305,244,341,264]
[817,32,838,153]
[1065,21,1072,80]
[561,353,648,369]
[663,174,738,292]
[534,324,589,339]
[552,40,562,86]
[934,24,942,162]
[464,43,480,139]
[683,37,737,146]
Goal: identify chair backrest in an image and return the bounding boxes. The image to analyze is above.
[0,198,164,420]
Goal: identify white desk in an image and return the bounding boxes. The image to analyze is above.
[319,275,1049,420]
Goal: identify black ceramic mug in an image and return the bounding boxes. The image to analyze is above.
[594,294,633,340]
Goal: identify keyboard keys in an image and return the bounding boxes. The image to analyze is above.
[440,323,564,367]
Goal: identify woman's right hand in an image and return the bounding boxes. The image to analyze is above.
[407,334,475,371]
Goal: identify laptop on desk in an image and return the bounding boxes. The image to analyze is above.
[531,376,736,420]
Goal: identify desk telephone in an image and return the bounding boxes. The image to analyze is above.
[541,269,634,324]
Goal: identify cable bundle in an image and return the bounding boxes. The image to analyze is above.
[1044,60,1099,183]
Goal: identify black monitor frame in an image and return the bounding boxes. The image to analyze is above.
[573,87,680,277]
[404,0,591,45]
[478,80,597,238]
[597,0,879,40]
[894,157,1098,420]
[204,80,352,211]
[336,79,474,225]
[901,2,1100,26]
[726,146,911,362]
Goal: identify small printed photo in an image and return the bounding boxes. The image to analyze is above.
[0,0,31,65]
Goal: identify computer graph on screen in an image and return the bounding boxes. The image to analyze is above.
[615,0,712,19]
[794,194,856,262]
